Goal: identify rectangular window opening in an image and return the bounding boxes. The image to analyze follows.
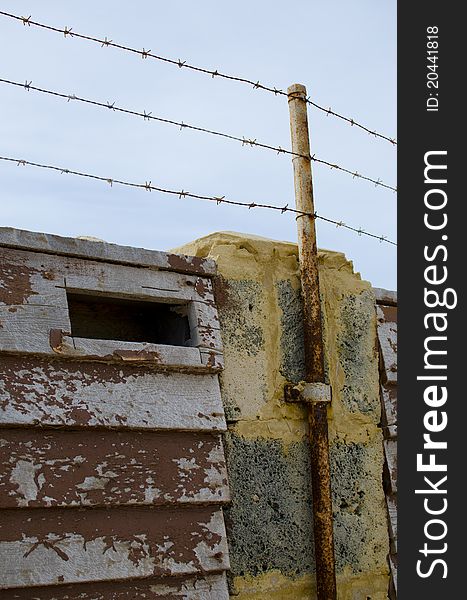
[66,292,191,346]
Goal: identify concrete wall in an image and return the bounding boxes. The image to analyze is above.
[175,232,390,600]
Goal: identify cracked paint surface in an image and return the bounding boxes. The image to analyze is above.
[0,356,226,431]
[0,430,229,508]
[0,507,228,588]
[0,235,230,595]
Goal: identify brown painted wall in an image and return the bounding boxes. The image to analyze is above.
[0,229,230,598]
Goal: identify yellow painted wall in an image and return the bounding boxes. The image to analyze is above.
[175,232,390,599]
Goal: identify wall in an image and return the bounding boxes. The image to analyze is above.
[375,288,398,599]
[0,228,230,599]
[175,232,390,600]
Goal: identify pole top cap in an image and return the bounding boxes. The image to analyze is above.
[287,83,307,96]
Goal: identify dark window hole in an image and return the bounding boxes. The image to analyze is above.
[67,292,191,346]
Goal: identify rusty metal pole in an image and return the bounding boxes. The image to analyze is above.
[287,83,337,600]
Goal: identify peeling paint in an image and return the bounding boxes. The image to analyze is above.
[0,430,229,508]
[112,348,162,363]
[0,356,226,431]
[3,573,229,599]
[10,460,42,507]
[0,257,39,305]
[0,506,228,588]
[167,253,211,276]
[0,236,229,595]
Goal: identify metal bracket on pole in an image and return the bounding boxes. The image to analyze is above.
[284,381,332,404]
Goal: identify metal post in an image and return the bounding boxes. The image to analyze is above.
[287,83,337,600]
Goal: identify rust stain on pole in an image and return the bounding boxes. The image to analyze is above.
[287,83,337,600]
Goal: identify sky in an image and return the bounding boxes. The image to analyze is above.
[0,1,396,289]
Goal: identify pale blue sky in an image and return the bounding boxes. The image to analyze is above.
[0,1,396,288]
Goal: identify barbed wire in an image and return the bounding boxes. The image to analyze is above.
[0,77,397,192]
[0,155,396,246]
[0,10,397,146]
[305,99,396,145]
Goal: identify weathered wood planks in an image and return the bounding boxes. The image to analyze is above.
[0,305,71,354]
[0,247,221,366]
[0,507,229,588]
[1,573,230,599]
[383,439,397,495]
[375,289,397,600]
[376,304,397,385]
[0,227,217,276]
[0,247,216,307]
[0,356,226,431]
[0,429,229,508]
[0,229,229,595]
[50,335,209,370]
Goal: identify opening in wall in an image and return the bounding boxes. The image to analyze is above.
[66,292,191,346]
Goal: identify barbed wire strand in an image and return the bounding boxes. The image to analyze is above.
[0,10,397,146]
[0,77,397,192]
[305,98,396,145]
[0,155,396,246]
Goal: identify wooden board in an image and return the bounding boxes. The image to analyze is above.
[384,439,397,495]
[377,305,398,384]
[0,246,216,306]
[50,334,209,370]
[0,507,229,588]
[0,235,230,597]
[0,429,229,508]
[386,494,397,554]
[380,383,397,428]
[64,267,198,304]
[0,305,72,354]
[389,553,397,597]
[0,248,221,366]
[0,356,226,431]
[200,348,224,370]
[0,227,217,276]
[373,287,398,307]
[0,310,220,372]
[188,301,223,351]
[0,247,67,308]
[1,573,229,599]
[376,295,398,599]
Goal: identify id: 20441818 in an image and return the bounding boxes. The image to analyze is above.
[426,26,439,112]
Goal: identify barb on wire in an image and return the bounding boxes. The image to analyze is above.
[306,97,396,145]
[0,10,397,146]
[313,212,394,245]
[0,154,397,246]
[311,155,396,192]
[0,77,397,192]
